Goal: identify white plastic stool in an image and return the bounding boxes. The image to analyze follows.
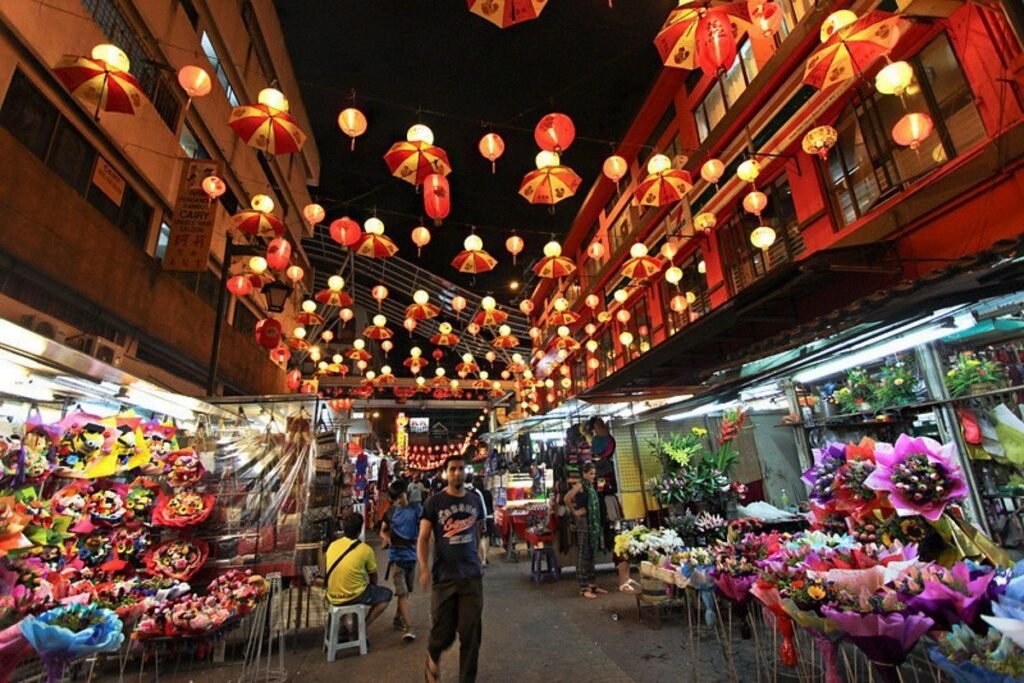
[324,603,369,660]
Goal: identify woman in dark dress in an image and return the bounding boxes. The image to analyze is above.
[565,463,607,599]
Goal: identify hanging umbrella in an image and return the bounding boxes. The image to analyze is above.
[230,209,285,238]
[456,361,480,376]
[364,324,393,341]
[473,309,509,327]
[315,289,354,307]
[621,254,664,280]
[451,249,497,274]
[383,141,452,186]
[347,348,372,363]
[654,2,751,69]
[431,376,451,388]
[803,11,907,90]
[492,334,520,349]
[533,255,577,279]
[287,337,311,351]
[553,336,581,352]
[405,302,441,321]
[295,312,324,326]
[351,385,374,399]
[323,363,347,376]
[404,357,429,373]
[53,54,145,118]
[506,360,526,374]
[431,331,461,346]
[228,103,306,155]
[519,166,582,206]
[394,386,416,400]
[375,373,397,386]
[354,233,399,259]
[548,310,580,326]
[467,0,548,28]
[635,169,693,207]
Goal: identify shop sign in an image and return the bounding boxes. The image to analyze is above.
[91,156,126,205]
[163,158,224,272]
[409,417,430,433]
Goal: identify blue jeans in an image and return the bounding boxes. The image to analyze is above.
[342,583,393,607]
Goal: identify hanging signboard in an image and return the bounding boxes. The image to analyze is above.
[163,158,224,272]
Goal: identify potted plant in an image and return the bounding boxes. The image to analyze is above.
[872,358,920,409]
[832,368,874,414]
[945,351,1006,397]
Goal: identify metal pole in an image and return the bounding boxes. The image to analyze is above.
[207,237,233,396]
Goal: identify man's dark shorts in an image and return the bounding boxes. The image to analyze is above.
[344,583,393,606]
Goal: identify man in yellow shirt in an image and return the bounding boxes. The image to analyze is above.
[325,513,392,632]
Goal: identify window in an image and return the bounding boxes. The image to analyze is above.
[173,268,220,309]
[693,40,758,142]
[607,209,634,257]
[660,250,709,336]
[155,220,171,261]
[628,299,652,354]
[233,300,259,339]
[0,71,58,160]
[177,0,200,29]
[201,31,240,106]
[826,33,985,225]
[179,123,210,159]
[48,119,95,194]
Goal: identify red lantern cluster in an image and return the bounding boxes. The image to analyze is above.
[423,173,450,225]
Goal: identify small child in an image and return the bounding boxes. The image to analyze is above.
[380,480,422,642]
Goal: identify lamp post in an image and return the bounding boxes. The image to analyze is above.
[206,237,293,396]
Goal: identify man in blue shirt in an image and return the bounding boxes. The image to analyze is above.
[380,480,421,642]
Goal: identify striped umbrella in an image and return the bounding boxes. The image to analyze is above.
[287,337,311,351]
[347,348,372,363]
[621,255,664,280]
[473,309,509,327]
[492,334,520,349]
[452,249,497,274]
[431,376,451,388]
[228,103,306,155]
[364,324,393,341]
[295,312,324,326]
[456,361,480,376]
[654,2,751,70]
[230,209,285,238]
[405,302,441,321]
[467,0,548,28]
[394,386,416,400]
[53,54,145,118]
[315,289,354,307]
[431,331,461,346]
[803,11,907,90]
[375,373,397,386]
[634,169,693,207]
[548,310,580,326]
[404,357,429,374]
[354,233,399,259]
[519,166,582,206]
[553,336,581,352]
[533,255,577,279]
[384,141,452,186]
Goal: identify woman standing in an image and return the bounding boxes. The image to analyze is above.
[566,462,607,599]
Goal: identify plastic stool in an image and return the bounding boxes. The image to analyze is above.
[324,603,369,660]
[529,546,560,583]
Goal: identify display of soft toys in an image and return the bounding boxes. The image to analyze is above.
[144,538,208,582]
[49,482,91,525]
[124,478,159,521]
[152,490,214,528]
[164,450,205,488]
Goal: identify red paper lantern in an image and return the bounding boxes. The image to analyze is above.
[201,176,225,202]
[286,265,304,282]
[269,345,290,364]
[266,238,291,270]
[287,369,302,391]
[177,65,212,98]
[751,1,783,38]
[585,294,600,309]
[519,299,534,315]
[226,274,253,297]
[534,113,575,153]
[423,173,451,225]
[479,133,505,172]
[302,203,325,227]
[602,155,628,184]
[255,318,283,349]
[432,348,445,361]
[329,217,362,246]
[372,285,389,304]
[696,9,738,76]
[587,241,605,260]
[505,235,524,264]
[451,295,467,315]
[892,113,934,150]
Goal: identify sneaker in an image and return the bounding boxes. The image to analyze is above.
[402,629,417,643]
[393,615,406,631]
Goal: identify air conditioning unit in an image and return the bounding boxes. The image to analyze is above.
[68,335,125,367]
[17,314,68,344]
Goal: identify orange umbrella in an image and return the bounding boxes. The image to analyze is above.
[53,54,145,118]
[803,11,907,90]
[404,357,429,373]
[364,324,393,341]
[621,255,664,280]
[432,376,451,388]
[654,2,751,70]
[228,103,307,155]
[634,169,693,207]
[456,361,480,376]
[296,312,324,326]
[492,334,520,349]
[405,302,441,320]
[287,337,311,351]
[231,209,285,238]
[452,249,497,274]
[431,331,461,346]
[354,233,399,259]
[384,141,452,186]
[519,166,582,206]
[347,348,372,363]
[533,255,577,279]
[315,289,354,307]
[467,0,548,28]
[473,309,509,327]
[548,311,580,326]
[375,373,397,386]
[553,336,581,352]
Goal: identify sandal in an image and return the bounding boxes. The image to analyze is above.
[590,585,609,595]
[619,580,641,594]
[425,655,439,683]
[580,589,598,599]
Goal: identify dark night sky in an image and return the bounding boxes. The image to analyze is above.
[278,0,674,297]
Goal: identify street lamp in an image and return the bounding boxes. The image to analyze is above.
[261,280,292,313]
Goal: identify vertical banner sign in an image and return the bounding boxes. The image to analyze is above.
[163,158,224,272]
[396,413,409,458]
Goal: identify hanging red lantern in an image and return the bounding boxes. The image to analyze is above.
[177,65,212,98]
[266,238,291,270]
[255,318,283,349]
[411,225,431,256]
[603,155,628,184]
[226,274,253,297]
[479,133,505,173]
[329,217,362,246]
[519,299,534,315]
[201,176,226,202]
[696,9,739,76]
[432,348,445,361]
[302,203,325,227]
[892,112,934,150]
[451,295,467,315]
[505,234,524,264]
[339,308,354,324]
[286,265,304,282]
[701,158,726,184]
[371,284,389,308]
[751,1,783,38]
[269,344,290,364]
[423,173,451,226]
[534,113,575,153]
[286,369,302,392]
[338,107,368,150]
[584,294,600,309]
[670,294,689,313]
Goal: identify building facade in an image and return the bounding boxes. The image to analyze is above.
[0,0,319,395]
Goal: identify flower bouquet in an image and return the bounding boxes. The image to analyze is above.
[777,573,845,683]
[930,624,1024,683]
[152,490,215,528]
[49,482,91,525]
[169,594,233,635]
[751,577,799,667]
[165,450,206,488]
[0,497,32,557]
[865,435,968,523]
[675,547,716,625]
[19,603,124,683]
[125,477,159,521]
[78,484,129,531]
[92,579,150,624]
[898,561,995,633]
[982,561,1024,649]
[872,358,920,408]
[207,570,268,615]
[144,538,209,581]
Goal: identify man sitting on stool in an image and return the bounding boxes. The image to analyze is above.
[325,513,392,640]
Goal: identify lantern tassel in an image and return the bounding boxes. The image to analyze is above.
[491,161,496,174]
[350,138,356,152]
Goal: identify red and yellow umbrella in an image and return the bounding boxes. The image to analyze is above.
[231,209,285,238]
[803,11,907,90]
[228,103,306,155]
[548,311,580,326]
[323,363,349,376]
[621,254,664,280]
[54,54,145,117]
[394,386,416,400]
[553,336,581,352]
[456,361,480,376]
[654,2,750,69]
[493,334,520,349]
[384,141,452,186]
[364,324,393,341]
[295,312,324,326]
[467,0,548,28]
[519,166,582,206]
[347,348,372,363]
[404,357,429,374]
[431,376,451,388]
[405,302,441,321]
[431,331,461,346]
[287,337,311,351]
[506,360,526,374]
[376,372,397,386]
[473,309,509,327]
[533,255,577,279]
[451,249,497,274]
[354,233,399,259]
[315,289,354,307]
[351,385,374,399]
[635,169,693,207]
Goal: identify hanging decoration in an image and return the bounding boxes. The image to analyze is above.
[750,225,777,250]
[620,242,664,280]
[338,107,368,150]
[891,112,934,150]
[177,65,212,99]
[355,217,399,258]
[228,88,306,155]
[587,241,606,261]
[411,225,432,256]
[736,158,761,183]
[467,0,549,29]
[329,217,362,246]
[371,284,389,310]
[534,113,576,153]
[701,158,726,184]
[451,234,497,274]
[803,10,906,90]
[533,241,576,279]
[315,287,353,307]
[405,290,441,320]
[548,298,580,326]
[519,159,582,206]
[479,132,505,172]
[54,44,145,119]
[505,234,524,265]
[801,125,839,159]
[231,197,285,238]
[457,354,480,376]
[493,324,520,349]
[254,318,283,349]
[750,0,783,39]
[695,8,741,75]
[404,347,429,374]
[431,322,460,347]
[519,299,535,315]
[635,155,693,207]
[302,203,325,227]
[875,60,915,96]
[423,173,451,225]
[602,155,628,185]
[340,308,354,324]
[742,190,768,216]
[347,340,372,363]
[265,237,292,270]
[201,176,226,203]
[384,128,452,186]
[473,296,509,327]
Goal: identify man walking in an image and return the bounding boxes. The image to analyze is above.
[418,454,485,683]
